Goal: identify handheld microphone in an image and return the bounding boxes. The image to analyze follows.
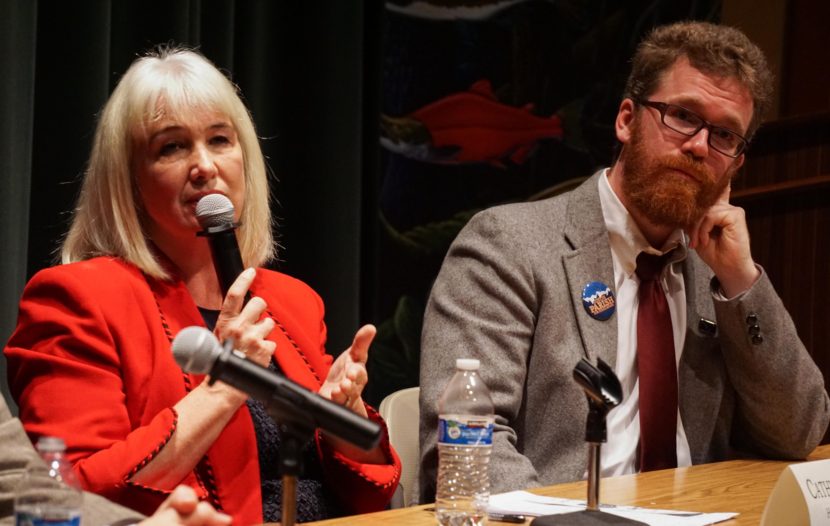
[196,194,245,297]
[171,326,382,451]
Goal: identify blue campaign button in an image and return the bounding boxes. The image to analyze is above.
[582,281,616,321]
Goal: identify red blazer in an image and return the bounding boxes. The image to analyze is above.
[5,257,400,525]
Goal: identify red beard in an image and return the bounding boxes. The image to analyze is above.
[620,124,733,230]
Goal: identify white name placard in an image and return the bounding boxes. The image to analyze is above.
[761,458,830,525]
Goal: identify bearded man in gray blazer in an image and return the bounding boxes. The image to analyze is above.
[418,21,830,503]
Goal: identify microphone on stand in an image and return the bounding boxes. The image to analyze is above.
[195,194,245,298]
[171,326,383,451]
[531,359,643,526]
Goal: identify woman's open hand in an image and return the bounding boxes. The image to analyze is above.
[318,324,376,418]
[317,324,386,463]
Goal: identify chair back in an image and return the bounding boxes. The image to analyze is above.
[379,386,420,507]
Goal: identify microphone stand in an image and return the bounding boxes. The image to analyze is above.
[585,419,602,512]
[265,405,315,526]
[532,359,645,526]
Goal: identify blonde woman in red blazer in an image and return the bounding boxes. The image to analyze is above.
[4,47,400,525]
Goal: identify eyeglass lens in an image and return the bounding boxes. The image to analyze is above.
[661,104,745,156]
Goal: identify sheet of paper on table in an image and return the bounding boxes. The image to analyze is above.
[488,491,738,526]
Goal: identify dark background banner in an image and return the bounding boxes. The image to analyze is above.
[1,0,828,414]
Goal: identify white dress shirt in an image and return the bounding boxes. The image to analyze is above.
[596,170,693,476]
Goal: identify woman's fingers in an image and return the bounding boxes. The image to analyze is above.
[219,268,257,317]
[316,325,375,416]
[210,269,279,367]
[238,295,267,320]
[231,314,276,367]
[222,296,267,331]
[328,363,368,411]
[342,362,367,390]
[214,269,261,339]
[217,296,267,340]
[348,324,376,364]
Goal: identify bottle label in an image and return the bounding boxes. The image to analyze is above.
[15,510,81,526]
[438,415,494,446]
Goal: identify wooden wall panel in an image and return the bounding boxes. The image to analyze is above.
[733,113,830,440]
[780,0,830,117]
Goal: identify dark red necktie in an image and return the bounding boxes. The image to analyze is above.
[636,251,678,471]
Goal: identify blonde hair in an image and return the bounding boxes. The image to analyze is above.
[61,46,274,279]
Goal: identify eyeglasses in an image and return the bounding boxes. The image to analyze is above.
[636,100,748,158]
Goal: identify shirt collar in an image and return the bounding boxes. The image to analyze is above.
[598,169,688,278]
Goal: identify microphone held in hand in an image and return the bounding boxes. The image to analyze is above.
[171,326,382,451]
[196,194,245,298]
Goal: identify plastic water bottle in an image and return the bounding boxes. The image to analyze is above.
[436,358,494,526]
[15,437,82,526]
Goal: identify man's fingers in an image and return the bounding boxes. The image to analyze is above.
[717,181,731,204]
[697,215,712,249]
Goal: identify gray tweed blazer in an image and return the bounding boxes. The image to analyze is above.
[0,396,143,525]
[417,171,829,502]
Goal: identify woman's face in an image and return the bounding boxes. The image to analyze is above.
[133,108,246,245]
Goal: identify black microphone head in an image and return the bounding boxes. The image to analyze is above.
[172,326,223,374]
[195,194,235,228]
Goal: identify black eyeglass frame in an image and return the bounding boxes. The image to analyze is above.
[635,99,749,158]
